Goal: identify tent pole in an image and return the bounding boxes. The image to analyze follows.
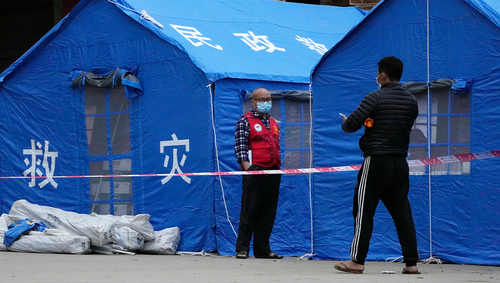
[424,0,442,265]
[299,82,315,260]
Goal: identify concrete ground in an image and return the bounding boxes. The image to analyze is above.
[0,252,499,283]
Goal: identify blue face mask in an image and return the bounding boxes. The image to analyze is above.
[256,101,272,113]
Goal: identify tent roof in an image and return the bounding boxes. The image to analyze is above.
[0,0,366,84]
[466,0,500,28]
[311,0,500,76]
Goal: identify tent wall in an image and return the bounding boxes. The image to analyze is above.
[0,0,216,252]
[312,0,500,265]
[0,51,85,214]
[213,78,313,256]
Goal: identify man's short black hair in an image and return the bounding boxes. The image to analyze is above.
[377,56,403,81]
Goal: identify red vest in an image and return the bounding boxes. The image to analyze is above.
[244,112,281,168]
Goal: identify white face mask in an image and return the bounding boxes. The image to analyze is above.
[256,101,272,113]
[376,73,383,88]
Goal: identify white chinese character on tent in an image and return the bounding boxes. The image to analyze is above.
[233,31,286,53]
[170,24,223,50]
[160,134,191,184]
[23,139,59,188]
[295,35,329,55]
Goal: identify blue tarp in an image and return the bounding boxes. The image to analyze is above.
[312,0,500,265]
[4,219,48,246]
[0,0,365,255]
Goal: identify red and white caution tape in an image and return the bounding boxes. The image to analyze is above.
[0,150,499,179]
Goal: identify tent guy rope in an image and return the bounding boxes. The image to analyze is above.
[208,83,238,238]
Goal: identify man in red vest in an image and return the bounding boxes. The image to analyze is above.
[234,87,283,259]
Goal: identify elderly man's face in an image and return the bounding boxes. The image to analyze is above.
[252,89,271,110]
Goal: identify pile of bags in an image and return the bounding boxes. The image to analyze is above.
[0,199,180,255]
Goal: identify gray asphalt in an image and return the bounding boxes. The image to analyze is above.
[1,252,498,283]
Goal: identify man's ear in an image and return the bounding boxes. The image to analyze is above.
[381,72,388,82]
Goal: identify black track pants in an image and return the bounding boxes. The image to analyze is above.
[350,155,419,266]
[236,164,281,256]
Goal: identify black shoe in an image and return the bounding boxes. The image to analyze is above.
[236,251,248,259]
[254,252,283,259]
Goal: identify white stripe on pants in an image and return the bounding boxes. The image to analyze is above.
[350,156,370,261]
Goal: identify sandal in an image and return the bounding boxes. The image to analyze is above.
[402,267,421,274]
[254,252,283,259]
[334,262,364,274]
[236,251,248,259]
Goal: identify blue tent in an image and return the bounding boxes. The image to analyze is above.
[312,0,500,265]
[0,0,365,254]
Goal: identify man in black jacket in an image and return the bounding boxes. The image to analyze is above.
[335,56,420,275]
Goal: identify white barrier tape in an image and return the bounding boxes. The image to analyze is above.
[1,150,499,179]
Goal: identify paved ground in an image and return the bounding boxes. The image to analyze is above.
[0,251,499,283]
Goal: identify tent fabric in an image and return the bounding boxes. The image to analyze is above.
[0,0,365,256]
[312,0,500,265]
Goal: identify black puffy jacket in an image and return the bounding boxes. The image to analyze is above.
[342,83,418,157]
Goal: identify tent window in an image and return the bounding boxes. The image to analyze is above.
[84,82,133,215]
[407,82,471,175]
[243,92,312,169]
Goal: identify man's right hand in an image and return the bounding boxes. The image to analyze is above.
[339,113,347,122]
[241,161,251,171]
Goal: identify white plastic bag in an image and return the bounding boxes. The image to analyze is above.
[0,232,6,251]
[0,213,12,232]
[0,214,14,251]
[114,226,145,251]
[43,229,72,236]
[7,232,91,254]
[9,199,115,247]
[115,214,155,241]
[138,227,180,255]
